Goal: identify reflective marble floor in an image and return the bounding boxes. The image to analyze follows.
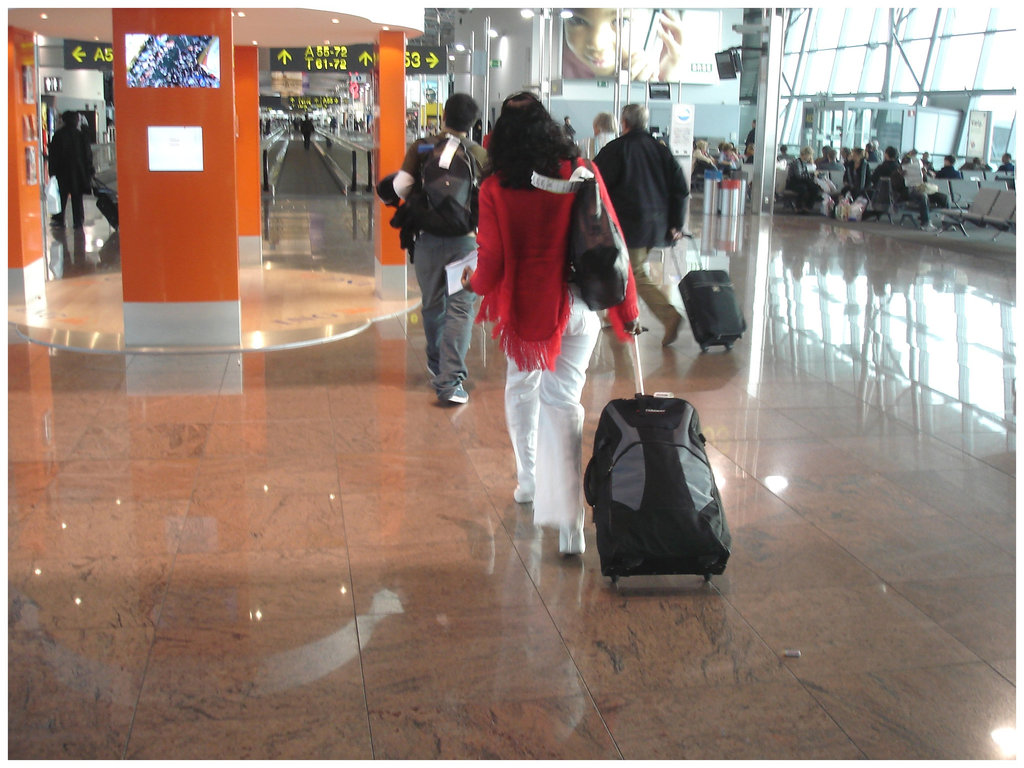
[9,192,420,352]
[8,202,1017,758]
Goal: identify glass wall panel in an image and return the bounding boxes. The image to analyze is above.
[943,7,992,35]
[868,8,890,45]
[902,8,940,40]
[801,50,836,93]
[811,7,844,48]
[833,46,868,95]
[785,11,809,54]
[860,46,887,96]
[978,32,1016,91]
[891,39,930,93]
[783,54,800,92]
[932,35,985,90]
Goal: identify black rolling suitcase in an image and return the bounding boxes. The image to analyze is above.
[92,180,119,229]
[679,269,745,352]
[584,336,731,583]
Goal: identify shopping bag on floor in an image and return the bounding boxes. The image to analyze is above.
[45,176,61,215]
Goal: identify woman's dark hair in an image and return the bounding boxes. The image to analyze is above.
[486,92,579,188]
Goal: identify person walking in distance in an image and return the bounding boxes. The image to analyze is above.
[389,93,487,405]
[460,92,639,555]
[47,111,95,230]
[300,115,314,149]
[594,103,687,346]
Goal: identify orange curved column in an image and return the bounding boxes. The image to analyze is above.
[374,30,407,299]
[112,8,240,346]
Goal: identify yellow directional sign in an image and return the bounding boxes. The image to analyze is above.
[270,44,375,72]
[405,46,447,74]
[63,39,113,70]
[270,44,447,75]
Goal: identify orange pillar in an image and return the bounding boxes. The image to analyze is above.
[373,30,407,300]
[112,9,240,347]
[8,26,46,307]
[234,44,262,267]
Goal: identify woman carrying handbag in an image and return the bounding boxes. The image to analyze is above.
[461,92,639,556]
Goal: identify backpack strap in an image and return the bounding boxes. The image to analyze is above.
[531,158,593,194]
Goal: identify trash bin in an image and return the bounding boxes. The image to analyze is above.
[703,169,723,215]
[720,179,742,216]
[734,177,748,215]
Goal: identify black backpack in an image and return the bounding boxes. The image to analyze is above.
[411,135,480,236]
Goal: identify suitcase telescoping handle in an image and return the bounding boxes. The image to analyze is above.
[630,329,675,399]
[631,333,645,396]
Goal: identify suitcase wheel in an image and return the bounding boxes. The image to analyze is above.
[700,345,709,353]
[703,573,712,583]
[724,342,733,351]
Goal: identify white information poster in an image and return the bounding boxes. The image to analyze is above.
[669,103,694,158]
[966,110,991,161]
[147,126,204,172]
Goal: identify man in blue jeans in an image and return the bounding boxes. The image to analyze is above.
[391,94,486,405]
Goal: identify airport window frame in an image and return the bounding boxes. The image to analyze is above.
[778,7,1017,161]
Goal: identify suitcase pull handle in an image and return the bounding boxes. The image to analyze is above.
[631,333,645,395]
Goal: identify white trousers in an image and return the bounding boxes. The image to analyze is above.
[505,293,600,531]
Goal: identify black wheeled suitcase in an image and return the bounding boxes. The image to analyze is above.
[584,336,731,583]
[679,269,745,352]
[92,181,119,229]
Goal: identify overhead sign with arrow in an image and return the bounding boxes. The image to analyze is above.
[405,47,447,75]
[63,39,114,70]
[270,44,376,73]
[269,44,447,75]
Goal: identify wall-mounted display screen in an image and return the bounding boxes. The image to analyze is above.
[126,34,220,88]
[715,49,741,80]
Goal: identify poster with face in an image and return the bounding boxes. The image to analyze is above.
[560,8,721,84]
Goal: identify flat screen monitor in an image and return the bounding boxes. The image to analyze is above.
[125,34,221,88]
[715,49,740,80]
[648,82,671,100]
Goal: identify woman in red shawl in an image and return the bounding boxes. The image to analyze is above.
[462,92,639,555]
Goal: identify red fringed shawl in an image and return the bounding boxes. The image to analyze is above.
[471,159,638,371]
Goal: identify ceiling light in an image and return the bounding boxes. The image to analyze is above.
[252,41,258,45]
[454,43,465,52]
[236,11,245,17]
[40,13,47,19]
[520,9,534,18]
[560,10,574,19]
[487,29,498,38]
[332,18,340,24]
[382,26,389,31]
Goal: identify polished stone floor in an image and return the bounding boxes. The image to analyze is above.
[7,197,1017,758]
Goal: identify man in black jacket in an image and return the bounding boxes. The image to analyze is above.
[47,111,95,229]
[595,104,688,346]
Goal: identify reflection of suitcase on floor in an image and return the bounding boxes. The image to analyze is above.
[679,269,745,352]
[584,336,731,583]
[92,181,119,229]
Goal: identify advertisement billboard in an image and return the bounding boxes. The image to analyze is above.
[560,8,720,84]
